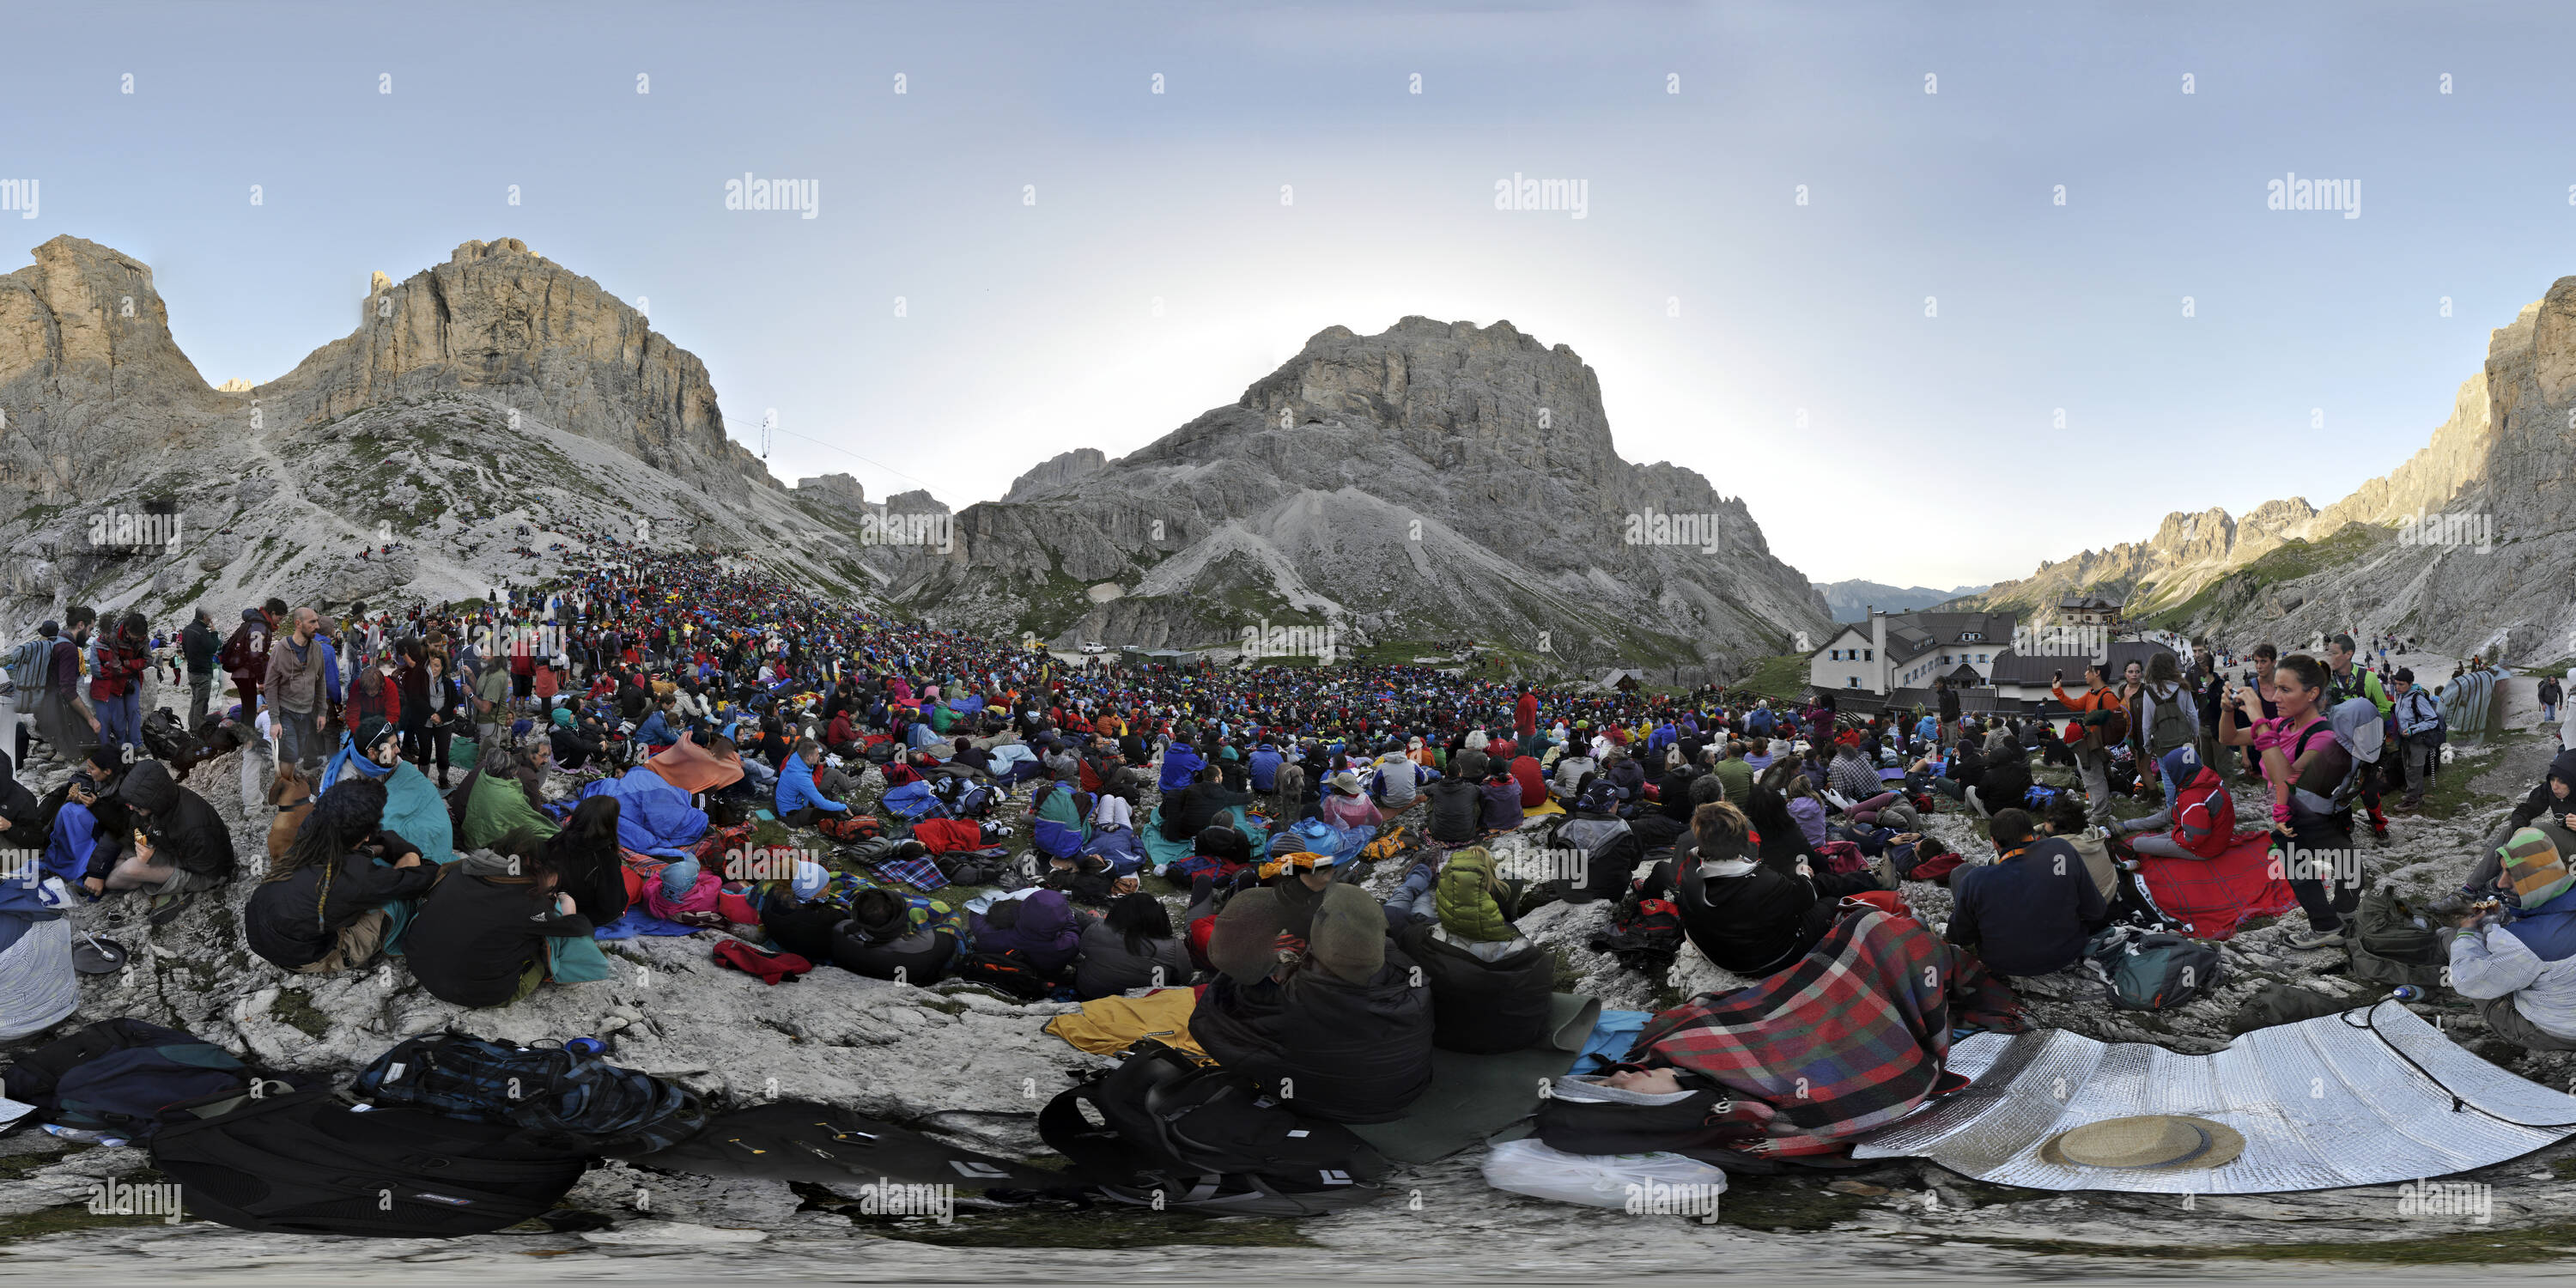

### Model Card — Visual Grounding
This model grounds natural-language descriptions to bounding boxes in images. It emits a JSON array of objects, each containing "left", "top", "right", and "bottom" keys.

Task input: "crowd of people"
[{"left": 7, "top": 554, "right": 2576, "bottom": 1135}]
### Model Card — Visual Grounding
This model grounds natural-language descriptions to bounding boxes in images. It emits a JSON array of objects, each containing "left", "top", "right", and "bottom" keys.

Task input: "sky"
[{"left": 6, "top": 0, "right": 2571, "bottom": 589}]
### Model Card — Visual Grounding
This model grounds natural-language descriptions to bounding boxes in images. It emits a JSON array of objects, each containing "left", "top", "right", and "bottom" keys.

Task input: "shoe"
[
  {"left": 2286, "top": 924, "right": 2350, "bottom": 951},
  {"left": 147, "top": 891, "right": 197, "bottom": 927}
]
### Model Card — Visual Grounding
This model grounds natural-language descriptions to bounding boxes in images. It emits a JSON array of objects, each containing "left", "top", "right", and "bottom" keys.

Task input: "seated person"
[
  {"left": 1317, "top": 770, "right": 1385, "bottom": 830},
  {"left": 1510, "top": 752, "right": 1549, "bottom": 811},
  {"left": 969, "top": 886, "right": 1083, "bottom": 976},
  {"left": 2033, "top": 794, "right": 2119, "bottom": 908},
  {"left": 1602, "top": 750, "right": 1645, "bottom": 801},
  {"left": 2465, "top": 750, "right": 2576, "bottom": 895},
  {"left": 775, "top": 738, "right": 852, "bottom": 827},
  {"left": 2449, "top": 890, "right": 2576, "bottom": 1051},
  {"left": 1189, "top": 881, "right": 1433, "bottom": 1123},
  {"left": 1262, "top": 850, "right": 1341, "bottom": 940},
  {"left": 403, "top": 847, "right": 595, "bottom": 1008},
  {"left": 1781, "top": 775, "right": 1831, "bottom": 848},
  {"left": 549, "top": 708, "right": 605, "bottom": 773},
  {"left": 452, "top": 741, "right": 561, "bottom": 851},
  {"left": 1163, "top": 765, "right": 1254, "bottom": 841},
  {"left": 245, "top": 777, "right": 433, "bottom": 973},
  {"left": 40, "top": 748, "right": 127, "bottom": 886},
  {"left": 1389, "top": 848, "right": 1554, "bottom": 1054},
  {"left": 1425, "top": 771, "right": 1485, "bottom": 844},
  {"left": 1637, "top": 800, "right": 1858, "bottom": 978},
  {"left": 1477, "top": 765, "right": 1524, "bottom": 832},
  {"left": 1372, "top": 745, "right": 1424, "bottom": 810},
  {"left": 1943, "top": 808, "right": 2106, "bottom": 977},
  {"left": 541, "top": 796, "right": 631, "bottom": 925},
  {"left": 1073, "top": 890, "right": 1193, "bottom": 999},
  {"left": 91, "top": 759, "right": 237, "bottom": 923},
  {"left": 830, "top": 884, "right": 966, "bottom": 984}
]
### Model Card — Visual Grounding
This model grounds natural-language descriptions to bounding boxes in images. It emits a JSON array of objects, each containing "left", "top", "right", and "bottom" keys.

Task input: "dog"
[{"left": 265, "top": 762, "right": 315, "bottom": 865}]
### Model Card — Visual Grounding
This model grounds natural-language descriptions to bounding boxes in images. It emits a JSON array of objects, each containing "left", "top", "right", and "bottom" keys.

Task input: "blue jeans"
[
  {"left": 96, "top": 690, "right": 143, "bottom": 760},
  {"left": 1382, "top": 861, "right": 1437, "bottom": 931}
]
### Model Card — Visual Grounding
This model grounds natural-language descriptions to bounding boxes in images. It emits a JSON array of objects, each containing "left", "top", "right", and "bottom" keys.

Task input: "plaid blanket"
[
  {"left": 872, "top": 854, "right": 949, "bottom": 891},
  {"left": 2136, "top": 830, "right": 2297, "bottom": 939},
  {"left": 1632, "top": 908, "right": 1983, "bottom": 1158}
]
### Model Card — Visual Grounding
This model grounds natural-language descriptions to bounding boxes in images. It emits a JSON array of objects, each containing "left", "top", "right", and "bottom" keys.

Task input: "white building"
[{"left": 1808, "top": 609, "right": 2020, "bottom": 697}]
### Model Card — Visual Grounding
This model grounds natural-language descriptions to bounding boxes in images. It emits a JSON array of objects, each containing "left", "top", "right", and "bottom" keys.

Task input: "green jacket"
[
  {"left": 459, "top": 770, "right": 560, "bottom": 852},
  {"left": 1433, "top": 848, "right": 1517, "bottom": 943}
]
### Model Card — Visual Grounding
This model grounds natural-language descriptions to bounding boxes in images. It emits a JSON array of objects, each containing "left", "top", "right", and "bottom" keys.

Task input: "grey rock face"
[{"left": 872, "top": 318, "right": 1831, "bottom": 670}]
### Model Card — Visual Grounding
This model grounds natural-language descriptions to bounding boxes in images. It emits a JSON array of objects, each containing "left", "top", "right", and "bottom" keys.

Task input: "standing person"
[
  {"left": 265, "top": 607, "right": 332, "bottom": 773},
  {"left": 2324, "top": 634, "right": 2393, "bottom": 841},
  {"left": 1514, "top": 685, "right": 1537, "bottom": 742},
  {"left": 471, "top": 653, "right": 511, "bottom": 748},
  {"left": 179, "top": 608, "right": 221, "bottom": 730},
  {"left": 220, "top": 599, "right": 284, "bottom": 732},
  {"left": 1935, "top": 677, "right": 1962, "bottom": 752},
  {"left": 2389, "top": 669, "right": 2441, "bottom": 811},
  {"left": 39, "top": 610, "right": 100, "bottom": 769},
  {"left": 2244, "top": 655, "right": 2363, "bottom": 950},
  {"left": 2050, "top": 662, "right": 2124, "bottom": 824},
  {"left": 2134, "top": 652, "right": 2197, "bottom": 809},
  {"left": 2, "top": 621, "right": 56, "bottom": 773},
  {"left": 88, "top": 613, "right": 150, "bottom": 761},
  {"left": 2542, "top": 673, "right": 2563, "bottom": 729}
]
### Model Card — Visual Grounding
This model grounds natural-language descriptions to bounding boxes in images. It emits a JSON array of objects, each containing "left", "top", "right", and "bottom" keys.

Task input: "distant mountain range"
[{"left": 1815, "top": 580, "right": 1992, "bottom": 622}]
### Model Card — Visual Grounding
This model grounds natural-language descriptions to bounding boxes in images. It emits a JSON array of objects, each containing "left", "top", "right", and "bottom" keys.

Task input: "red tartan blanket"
[
  {"left": 2136, "top": 829, "right": 2298, "bottom": 940},
  {"left": 1632, "top": 908, "right": 1988, "bottom": 1159}
]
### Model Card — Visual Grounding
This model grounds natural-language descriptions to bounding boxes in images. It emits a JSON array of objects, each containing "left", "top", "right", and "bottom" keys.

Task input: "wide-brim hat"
[{"left": 2039, "top": 1115, "right": 2245, "bottom": 1170}]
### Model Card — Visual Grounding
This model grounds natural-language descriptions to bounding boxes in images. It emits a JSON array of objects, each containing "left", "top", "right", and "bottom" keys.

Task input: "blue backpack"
[
  {"left": 354, "top": 1033, "right": 706, "bottom": 1157},
  {"left": 51, "top": 1040, "right": 260, "bottom": 1139}
]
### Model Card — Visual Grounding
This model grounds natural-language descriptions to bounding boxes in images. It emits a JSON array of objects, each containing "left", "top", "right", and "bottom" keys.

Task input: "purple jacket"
[{"left": 970, "top": 889, "right": 1083, "bottom": 974}]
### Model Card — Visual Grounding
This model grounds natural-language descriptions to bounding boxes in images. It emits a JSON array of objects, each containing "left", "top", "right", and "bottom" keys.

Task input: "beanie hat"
[
  {"left": 1307, "top": 883, "right": 1388, "bottom": 983},
  {"left": 2500, "top": 828, "right": 2575, "bottom": 908},
  {"left": 1205, "top": 887, "right": 1288, "bottom": 983},
  {"left": 790, "top": 860, "right": 829, "bottom": 901}
]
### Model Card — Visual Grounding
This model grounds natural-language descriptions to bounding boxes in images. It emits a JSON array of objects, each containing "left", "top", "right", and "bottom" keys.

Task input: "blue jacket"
[
  {"left": 635, "top": 710, "right": 674, "bottom": 746},
  {"left": 1159, "top": 742, "right": 1206, "bottom": 793},
  {"left": 775, "top": 754, "right": 848, "bottom": 817},
  {"left": 1249, "top": 744, "right": 1284, "bottom": 792}
]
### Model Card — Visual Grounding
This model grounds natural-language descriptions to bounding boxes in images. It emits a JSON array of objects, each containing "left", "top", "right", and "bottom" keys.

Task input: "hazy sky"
[{"left": 9, "top": 0, "right": 2569, "bottom": 588}]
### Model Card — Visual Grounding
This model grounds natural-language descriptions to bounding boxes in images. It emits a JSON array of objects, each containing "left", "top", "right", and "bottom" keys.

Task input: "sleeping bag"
[{"left": 578, "top": 767, "right": 710, "bottom": 860}]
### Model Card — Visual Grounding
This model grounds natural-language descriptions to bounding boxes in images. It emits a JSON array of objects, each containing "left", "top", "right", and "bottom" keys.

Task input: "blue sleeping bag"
[
  {"left": 879, "top": 779, "right": 938, "bottom": 821},
  {"left": 1033, "top": 817, "right": 1088, "bottom": 860},
  {"left": 577, "top": 766, "right": 711, "bottom": 860},
  {"left": 1280, "top": 816, "right": 1372, "bottom": 866}
]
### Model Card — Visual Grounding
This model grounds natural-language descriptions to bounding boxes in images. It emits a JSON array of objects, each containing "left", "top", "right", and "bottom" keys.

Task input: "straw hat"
[{"left": 2039, "top": 1115, "right": 2245, "bottom": 1170}]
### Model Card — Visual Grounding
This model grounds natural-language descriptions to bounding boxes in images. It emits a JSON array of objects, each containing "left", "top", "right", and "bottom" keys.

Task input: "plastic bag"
[{"left": 1479, "top": 1139, "right": 1729, "bottom": 1211}]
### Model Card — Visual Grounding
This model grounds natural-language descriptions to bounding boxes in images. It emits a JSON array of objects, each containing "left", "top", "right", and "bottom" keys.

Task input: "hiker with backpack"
[
  {"left": 245, "top": 777, "right": 434, "bottom": 973},
  {"left": 2051, "top": 662, "right": 2125, "bottom": 823},
  {"left": 37, "top": 611, "right": 102, "bottom": 769},
  {"left": 88, "top": 612, "right": 152, "bottom": 762},
  {"left": 2234, "top": 654, "right": 2367, "bottom": 951},
  {"left": 1, "top": 621, "right": 56, "bottom": 775},
  {"left": 2325, "top": 635, "right": 2394, "bottom": 840},
  {"left": 2135, "top": 652, "right": 2198, "bottom": 808},
  {"left": 2390, "top": 668, "right": 2444, "bottom": 811},
  {"left": 179, "top": 608, "right": 221, "bottom": 731},
  {"left": 219, "top": 600, "right": 283, "bottom": 733}
]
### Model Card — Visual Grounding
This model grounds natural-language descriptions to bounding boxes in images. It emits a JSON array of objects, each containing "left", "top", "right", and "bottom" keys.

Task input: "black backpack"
[
  {"left": 0, "top": 1018, "right": 294, "bottom": 1141},
  {"left": 351, "top": 1034, "right": 708, "bottom": 1157},
  {"left": 1037, "top": 1042, "right": 1388, "bottom": 1215},
  {"left": 1588, "top": 887, "right": 1685, "bottom": 977},
  {"left": 949, "top": 947, "right": 1056, "bottom": 1001},
  {"left": 151, "top": 1086, "right": 589, "bottom": 1237}
]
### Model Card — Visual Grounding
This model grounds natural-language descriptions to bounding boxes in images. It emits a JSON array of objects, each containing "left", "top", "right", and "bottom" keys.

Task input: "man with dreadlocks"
[{"left": 244, "top": 777, "right": 435, "bottom": 974}]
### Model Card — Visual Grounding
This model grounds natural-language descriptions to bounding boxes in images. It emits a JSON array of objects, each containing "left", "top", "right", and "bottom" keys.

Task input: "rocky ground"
[{"left": 6, "top": 654, "right": 2576, "bottom": 1280}]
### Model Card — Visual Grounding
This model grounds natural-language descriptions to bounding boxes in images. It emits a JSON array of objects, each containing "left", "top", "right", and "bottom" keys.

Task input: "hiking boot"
[
  {"left": 147, "top": 891, "right": 196, "bottom": 927},
  {"left": 2286, "top": 924, "right": 2350, "bottom": 951}
]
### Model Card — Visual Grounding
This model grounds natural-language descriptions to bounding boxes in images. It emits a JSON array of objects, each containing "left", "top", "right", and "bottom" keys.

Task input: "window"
[
  {"left": 1962, "top": 632, "right": 1983, "bottom": 642},
  {"left": 1863, "top": 649, "right": 1873, "bottom": 660},
  {"left": 1940, "top": 654, "right": 1951, "bottom": 665},
  {"left": 1978, "top": 653, "right": 1989, "bottom": 663},
  {"left": 1848, "top": 677, "right": 1861, "bottom": 688}
]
